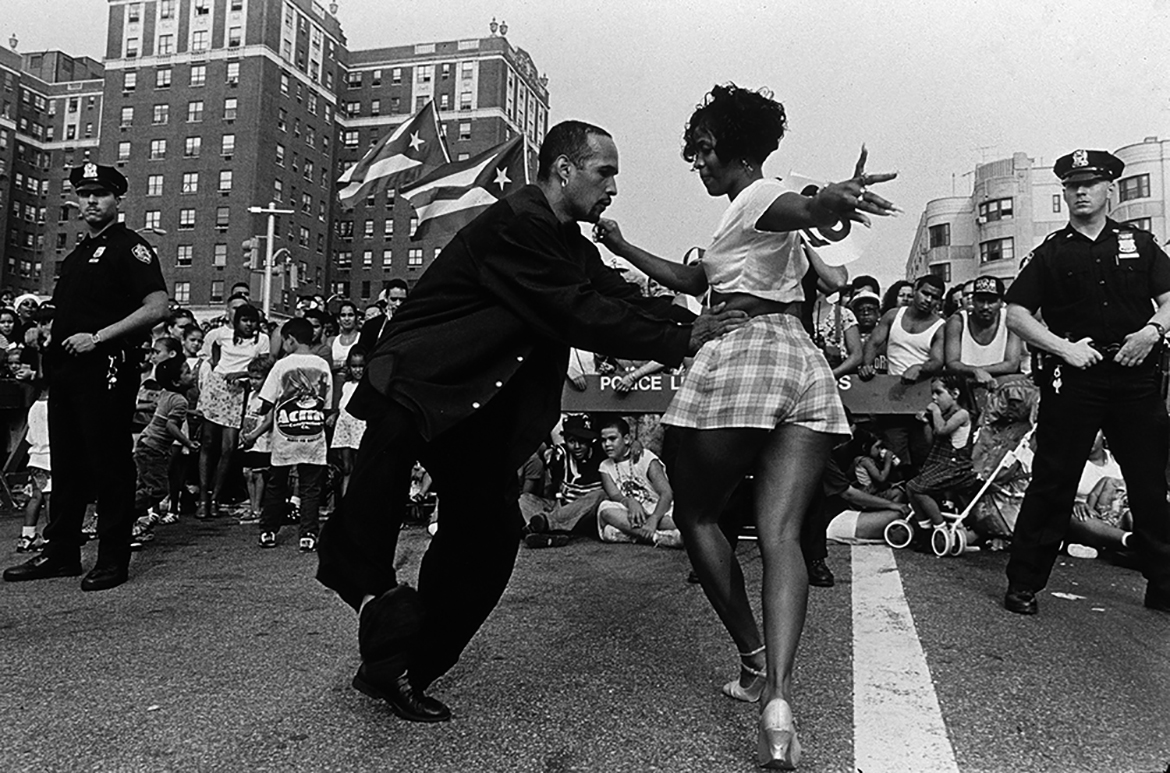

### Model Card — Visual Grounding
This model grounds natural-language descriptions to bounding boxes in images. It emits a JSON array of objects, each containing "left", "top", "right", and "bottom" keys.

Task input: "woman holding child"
[{"left": 595, "top": 84, "right": 897, "bottom": 768}]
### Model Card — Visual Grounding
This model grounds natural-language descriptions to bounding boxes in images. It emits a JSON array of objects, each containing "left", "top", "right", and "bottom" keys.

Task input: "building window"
[
  {"left": 173, "top": 281, "right": 191, "bottom": 304},
  {"left": 929, "top": 263, "right": 951, "bottom": 282},
  {"left": 191, "top": 30, "right": 209, "bottom": 52},
  {"left": 214, "top": 243, "right": 228, "bottom": 267},
  {"left": 1125, "top": 217, "right": 1153, "bottom": 232},
  {"left": 150, "top": 139, "right": 167, "bottom": 159},
  {"left": 407, "top": 248, "right": 423, "bottom": 268},
  {"left": 363, "top": 220, "right": 375, "bottom": 238},
  {"left": 223, "top": 98, "right": 238, "bottom": 120},
  {"left": 179, "top": 209, "right": 196, "bottom": 230},
  {"left": 147, "top": 174, "right": 163, "bottom": 196},
  {"left": 362, "top": 250, "right": 373, "bottom": 268},
  {"left": 391, "top": 67, "right": 402, "bottom": 84},
  {"left": 222, "top": 134, "right": 235, "bottom": 155},
  {"left": 343, "top": 130, "right": 359, "bottom": 147},
  {"left": 120, "top": 106, "right": 134, "bottom": 126},
  {"left": 1118, "top": 174, "right": 1151, "bottom": 203},
  {"left": 187, "top": 65, "right": 206, "bottom": 88},
  {"left": 219, "top": 170, "right": 233, "bottom": 191},
  {"left": 153, "top": 104, "right": 169, "bottom": 124},
  {"left": 383, "top": 219, "right": 394, "bottom": 238},
  {"left": 228, "top": 27, "right": 242, "bottom": 48},
  {"left": 210, "top": 280, "right": 224, "bottom": 303},
  {"left": 978, "top": 197, "right": 1013, "bottom": 222},
  {"left": 273, "top": 179, "right": 283, "bottom": 201},
  {"left": 409, "top": 216, "right": 418, "bottom": 237},
  {"left": 458, "top": 122, "right": 471, "bottom": 141},
  {"left": 156, "top": 68, "right": 172, "bottom": 88},
  {"left": 126, "top": 38, "right": 140, "bottom": 58},
  {"left": 336, "top": 251, "right": 352, "bottom": 269},
  {"left": 184, "top": 137, "right": 201, "bottom": 157},
  {"left": 370, "top": 100, "right": 381, "bottom": 116},
  {"left": 176, "top": 245, "right": 193, "bottom": 266},
  {"left": 345, "top": 101, "right": 361, "bottom": 117},
  {"left": 301, "top": 192, "right": 312, "bottom": 213},
  {"left": 382, "top": 249, "right": 392, "bottom": 268},
  {"left": 227, "top": 62, "right": 240, "bottom": 84},
  {"left": 1052, "top": 194, "right": 1062, "bottom": 213},
  {"left": 216, "top": 207, "right": 230, "bottom": 228},
  {"left": 346, "top": 71, "right": 362, "bottom": 88},
  {"left": 181, "top": 172, "right": 199, "bottom": 193},
  {"left": 275, "top": 144, "right": 285, "bottom": 165},
  {"left": 187, "top": 100, "right": 204, "bottom": 122},
  {"left": 124, "top": 71, "right": 138, "bottom": 91},
  {"left": 417, "top": 65, "right": 433, "bottom": 83},
  {"left": 459, "top": 91, "right": 472, "bottom": 111},
  {"left": 158, "top": 34, "right": 175, "bottom": 55},
  {"left": 928, "top": 223, "right": 950, "bottom": 249},
  {"left": 160, "top": 0, "right": 175, "bottom": 19},
  {"left": 979, "top": 237, "right": 1014, "bottom": 264},
  {"left": 118, "top": 141, "right": 132, "bottom": 161},
  {"left": 144, "top": 210, "right": 162, "bottom": 230},
  {"left": 128, "top": 2, "right": 142, "bottom": 22},
  {"left": 277, "top": 108, "right": 287, "bottom": 131}
]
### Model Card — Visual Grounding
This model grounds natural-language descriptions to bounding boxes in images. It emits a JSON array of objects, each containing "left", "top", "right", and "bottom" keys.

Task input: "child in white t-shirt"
[
  {"left": 241, "top": 318, "right": 333, "bottom": 552},
  {"left": 596, "top": 416, "right": 682, "bottom": 548},
  {"left": 239, "top": 355, "right": 275, "bottom": 524},
  {"left": 17, "top": 385, "right": 50, "bottom": 552}
]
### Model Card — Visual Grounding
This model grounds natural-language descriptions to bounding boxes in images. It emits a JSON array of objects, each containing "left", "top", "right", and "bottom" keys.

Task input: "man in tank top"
[
  {"left": 944, "top": 276, "right": 1022, "bottom": 390},
  {"left": 859, "top": 275, "right": 946, "bottom": 472}
]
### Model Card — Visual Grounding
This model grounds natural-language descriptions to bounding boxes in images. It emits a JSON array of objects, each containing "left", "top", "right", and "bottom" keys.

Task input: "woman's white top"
[
  {"left": 699, "top": 178, "right": 807, "bottom": 303},
  {"left": 205, "top": 325, "right": 270, "bottom": 375}
]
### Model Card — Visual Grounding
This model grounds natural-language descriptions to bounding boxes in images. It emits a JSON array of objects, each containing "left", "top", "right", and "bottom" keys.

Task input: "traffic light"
[{"left": 242, "top": 237, "right": 258, "bottom": 269}]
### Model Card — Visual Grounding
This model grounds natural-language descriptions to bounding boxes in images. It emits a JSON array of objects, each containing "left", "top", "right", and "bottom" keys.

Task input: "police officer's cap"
[
  {"left": 69, "top": 162, "right": 128, "bottom": 196},
  {"left": 1053, "top": 149, "right": 1124, "bottom": 184}
]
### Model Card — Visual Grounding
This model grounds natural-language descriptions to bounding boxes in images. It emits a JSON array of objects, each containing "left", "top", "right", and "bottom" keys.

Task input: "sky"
[{"left": 9, "top": 0, "right": 1170, "bottom": 289}]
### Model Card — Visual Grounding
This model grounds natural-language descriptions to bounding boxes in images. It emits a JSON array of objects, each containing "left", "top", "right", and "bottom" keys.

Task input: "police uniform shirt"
[
  {"left": 1005, "top": 220, "right": 1170, "bottom": 344},
  {"left": 51, "top": 221, "right": 167, "bottom": 352}
]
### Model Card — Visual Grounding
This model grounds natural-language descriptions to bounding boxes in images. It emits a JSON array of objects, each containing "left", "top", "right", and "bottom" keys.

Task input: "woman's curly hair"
[{"left": 682, "top": 84, "right": 788, "bottom": 166}]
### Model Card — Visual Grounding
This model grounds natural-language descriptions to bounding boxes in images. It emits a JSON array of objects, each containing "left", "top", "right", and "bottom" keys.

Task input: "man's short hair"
[
  {"left": 914, "top": 274, "right": 946, "bottom": 293},
  {"left": 282, "top": 317, "right": 313, "bottom": 345},
  {"left": 851, "top": 275, "right": 880, "bottom": 295},
  {"left": 537, "top": 120, "right": 612, "bottom": 182},
  {"left": 385, "top": 278, "right": 409, "bottom": 294}
]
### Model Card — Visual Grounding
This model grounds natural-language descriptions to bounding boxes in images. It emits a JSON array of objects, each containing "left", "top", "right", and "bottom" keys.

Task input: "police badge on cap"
[
  {"left": 69, "top": 163, "right": 129, "bottom": 196},
  {"left": 1053, "top": 149, "right": 1125, "bottom": 183}
]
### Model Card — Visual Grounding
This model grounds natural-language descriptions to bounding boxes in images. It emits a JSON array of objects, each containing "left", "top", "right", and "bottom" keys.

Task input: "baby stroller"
[{"left": 884, "top": 428, "right": 1034, "bottom": 557}]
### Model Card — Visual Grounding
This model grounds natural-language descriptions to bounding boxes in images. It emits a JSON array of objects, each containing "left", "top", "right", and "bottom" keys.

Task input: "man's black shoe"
[
  {"left": 807, "top": 558, "right": 835, "bottom": 588},
  {"left": 359, "top": 584, "right": 424, "bottom": 663},
  {"left": 80, "top": 564, "right": 129, "bottom": 592},
  {"left": 1144, "top": 586, "right": 1170, "bottom": 613},
  {"left": 352, "top": 664, "right": 451, "bottom": 723},
  {"left": 1004, "top": 588, "right": 1038, "bottom": 615},
  {"left": 3, "top": 554, "right": 82, "bottom": 582}
]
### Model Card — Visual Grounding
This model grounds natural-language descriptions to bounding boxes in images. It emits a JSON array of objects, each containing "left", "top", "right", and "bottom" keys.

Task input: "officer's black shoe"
[
  {"left": 1144, "top": 586, "right": 1170, "bottom": 614},
  {"left": 1004, "top": 588, "right": 1038, "bottom": 615},
  {"left": 352, "top": 663, "right": 451, "bottom": 723},
  {"left": 359, "top": 584, "right": 424, "bottom": 664},
  {"left": 807, "top": 558, "right": 835, "bottom": 588},
  {"left": 3, "top": 554, "right": 83, "bottom": 582},
  {"left": 80, "top": 563, "right": 129, "bottom": 592}
]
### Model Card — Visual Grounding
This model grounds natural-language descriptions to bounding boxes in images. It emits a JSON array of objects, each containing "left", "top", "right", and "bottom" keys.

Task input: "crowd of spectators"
[{"left": 1, "top": 261, "right": 1142, "bottom": 578}]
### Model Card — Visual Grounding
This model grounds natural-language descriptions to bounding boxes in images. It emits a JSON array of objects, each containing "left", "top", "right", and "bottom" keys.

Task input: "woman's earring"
[{"left": 741, "top": 159, "right": 754, "bottom": 173}]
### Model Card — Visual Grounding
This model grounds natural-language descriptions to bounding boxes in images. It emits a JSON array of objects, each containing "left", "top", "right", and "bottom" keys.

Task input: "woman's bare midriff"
[{"left": 709, "top": 290, "right": 801, "bottom": 319}]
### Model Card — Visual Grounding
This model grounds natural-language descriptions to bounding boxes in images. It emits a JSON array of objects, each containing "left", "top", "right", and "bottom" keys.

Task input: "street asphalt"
[{"left": 0, "top": 510, "right": 1167, "bottom": 773}]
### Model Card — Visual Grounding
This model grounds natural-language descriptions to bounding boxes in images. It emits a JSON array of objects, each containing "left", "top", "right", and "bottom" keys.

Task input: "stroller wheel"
[
  {"left": 931, "top": 527, "right": 953, "bottom": 557},
  {"left": 950, "top": 527, "right": 967, "bottom": 556},
  {"left": 884, "top": 519, "right": 914, "bottom": 549}
]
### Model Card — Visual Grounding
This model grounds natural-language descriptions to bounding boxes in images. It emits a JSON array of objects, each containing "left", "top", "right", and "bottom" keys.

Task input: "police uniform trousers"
[
  {"left": 43, "top": 350, "right": 140, "bottom": 568},
  {"left": 1007, "top": 356, "right": 1170, "bottom": 595},
  {"left": 317, "top": 379, "right": 529, "bottom": 691}
]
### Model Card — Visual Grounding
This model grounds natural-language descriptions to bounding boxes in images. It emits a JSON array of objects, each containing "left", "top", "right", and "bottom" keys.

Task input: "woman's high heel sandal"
[
  {"left": 756, "top": 698, "right": 801, "bottom": 770},
  {"left": 722, "top": 645, "right": 767, "bottom": 703}
]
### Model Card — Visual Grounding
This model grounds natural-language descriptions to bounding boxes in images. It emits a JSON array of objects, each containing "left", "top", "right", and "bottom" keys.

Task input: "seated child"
[
  {"left": 851, "top": 427, "right": 900, "bottom": 496},
  {"left": 596, "top": 416, "right": 682, "bottom": 548},
  {"left": 131, "top": 357, "right": 199, "bottom": 547},
  {"left": 905, "top": 376, "right": 978, "bottom": 545}
]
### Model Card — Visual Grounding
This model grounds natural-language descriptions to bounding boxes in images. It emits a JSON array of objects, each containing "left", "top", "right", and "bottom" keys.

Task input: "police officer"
[
  {"left": 1003, "top": 148, "right": 1170, "bottom": 615},
  {"left": 3, "top": 163, "right": 169, "bottom": 591}
]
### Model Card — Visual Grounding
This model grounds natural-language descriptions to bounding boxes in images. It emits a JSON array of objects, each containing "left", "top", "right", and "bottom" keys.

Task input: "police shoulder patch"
[{"left": 132, "top": 244, "right": 153, "bottom": 264}]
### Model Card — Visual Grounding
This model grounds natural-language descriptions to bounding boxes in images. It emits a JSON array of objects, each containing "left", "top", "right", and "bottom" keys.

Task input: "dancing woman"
[{"left": 596, "top": 84, "right": 897, "bottom": 769}]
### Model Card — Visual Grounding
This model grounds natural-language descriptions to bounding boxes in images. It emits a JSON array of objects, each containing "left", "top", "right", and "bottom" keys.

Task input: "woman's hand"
[
  {"left": 814, "top": 146, "right": 899, "bottom": 226},
  {"left": 593, "top": 218, "right": 627, "bottom": 254}
]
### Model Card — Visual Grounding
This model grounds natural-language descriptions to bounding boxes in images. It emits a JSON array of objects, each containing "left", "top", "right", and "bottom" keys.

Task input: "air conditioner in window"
[{"left": 977, "top": 216, "right": 988, "bottom": 225}]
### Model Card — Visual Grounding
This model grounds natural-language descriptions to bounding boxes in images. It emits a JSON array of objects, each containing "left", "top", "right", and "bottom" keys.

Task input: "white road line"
[{"left": 852, "top": 545, "right": 960, "bottom": 773}]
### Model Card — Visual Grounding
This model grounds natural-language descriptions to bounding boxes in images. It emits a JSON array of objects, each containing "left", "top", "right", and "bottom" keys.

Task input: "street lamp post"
[{"left": 248, "top": 201, "right": 294, "bottom": 318}]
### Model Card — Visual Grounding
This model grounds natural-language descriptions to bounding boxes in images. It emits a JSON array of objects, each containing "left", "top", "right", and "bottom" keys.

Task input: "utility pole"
[{"left": 248, "top": 201, "right": 294, "bottom": 318}]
